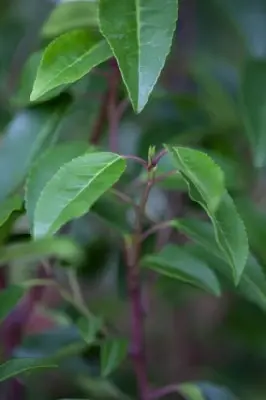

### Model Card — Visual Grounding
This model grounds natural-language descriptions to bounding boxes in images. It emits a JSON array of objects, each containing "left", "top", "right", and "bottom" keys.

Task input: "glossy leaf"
[
  {"left": 0, "top": 358, "right": 57, "bottom": 382},
  {"left": 42, "top": 0, "right": 99, "bottom": 38},
  {"left": 0, "top": 237, "right": 82, "bottom": 265},
  {"left": 142, "top": 244, "right": 221, "bottom": 296},
  {"left": 167, "top": 146, "right": 248, "bottom": 284},
  {"left": 26, "top": 141, "right": 91, "bottom": 230},
  {"left": 0, "top": 286, "right": 25, "bottom": 322},
  {"left": 33, "top": 152, "right": 126, "bottom": 238},
  {"left": 241, "top": 59, "right": 266, "bottom": 167},
  {"left": 31, "top": 30, "right": 112, "bottom": 101},
  {"left": 0, "top": 195, "right": 23, "bottom": 228},
  {"left": 0, "top": 95, "right": 70, "bottom": 202},
  {"left": 167, "top": 146, "right": 225, "bottom": 213},
  {"left": 99, "top": 0, "right": 178, "bottom": 112},
  {"left": 101, "top": 338, "right": 128, "bottom": 377},
  {"left": 78, "top": 315, "right": 103, "bottom": 344}
]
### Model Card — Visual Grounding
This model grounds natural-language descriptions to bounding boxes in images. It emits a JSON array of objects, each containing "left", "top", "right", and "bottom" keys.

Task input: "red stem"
[{"left": 125, "top": 176, "right": 155, "bottom": 400}]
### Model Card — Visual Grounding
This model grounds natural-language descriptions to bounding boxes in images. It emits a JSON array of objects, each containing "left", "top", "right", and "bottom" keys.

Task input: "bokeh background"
[{"left": 2, "top": 0, "right": 266, "bottom": 399}]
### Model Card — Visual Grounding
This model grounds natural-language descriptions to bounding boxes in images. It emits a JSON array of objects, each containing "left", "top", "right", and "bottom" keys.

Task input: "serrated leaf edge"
[{"left": 98, "top": 0, "right": 178, "bottom": 113}]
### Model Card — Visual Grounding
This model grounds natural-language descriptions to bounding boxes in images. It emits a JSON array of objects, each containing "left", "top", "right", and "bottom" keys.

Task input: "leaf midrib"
[
  {"left": 34, "top": 154, "right": 122, "bottom": 236},
  {"left": 32, "top": 39, "right": 105, "bottom": 99}
]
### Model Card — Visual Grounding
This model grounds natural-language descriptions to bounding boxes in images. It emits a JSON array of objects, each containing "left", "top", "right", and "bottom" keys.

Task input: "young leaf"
[
  {"left": 0, "top": 237, "right": 82, "bottom": 265},
  {"left": 167, "top": 146, "right": 225, "bottom": 213},
  {"left": 99, "top": 0, "right": 178, "bottom": 112},
  {"left": 77, "top": 315, "right": 103, "bottom": 344},
  {"left": 0, "top": 195, "right": 23, "bottom": 228},
  {"left": 0, "top": 286, "right": 25, "bottom": 322},
  {"left": 42, "top": 0, "right": 99, "bottom": 38},
  {"left": 31, "top": 30, "right": 112, "bottom": 101},
  {"left": 26, "top": 141, "right": 92, "bottom": 230},
  {"left": 142, "top": 245, "right": 221, "bottom": 296},
  {"left": 167, "top": 146, "right": 248, "bottom": 284},
  {"left": 101, "top": 338, "right": 128, "bottom": 377},
  {"left": 241, "top": 59, "right": 266, "bottom": 167},
  {"left": 0, "top": 358, "right": 57, "bottom": 382},
  {"left": 33, "top": 152, "right": 126, "bottom": 238},
  {"left": 0, "top": 95, "right": 71, "bottom": 202}
]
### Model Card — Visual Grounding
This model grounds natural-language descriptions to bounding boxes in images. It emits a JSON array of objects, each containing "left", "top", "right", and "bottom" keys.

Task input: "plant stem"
[
  {"left": 149, "top": 149, "right": 168, "bottom": 168},
  {"left": 125, "top": 171, "right": 155, "bottom": 400},
  {"left": 122, "top": 154, "right": 148, "bottom": 168},
  {"left": 141, "top": 221, "right": 173, "bottom": 242}
]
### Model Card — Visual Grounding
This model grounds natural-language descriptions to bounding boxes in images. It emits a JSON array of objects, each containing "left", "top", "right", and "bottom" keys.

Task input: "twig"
[
  {"left": 141, "top": 221, "right": 173, "bottom": 242},
  {"left": 149, "top": 149, "right": 168, "bottom": 169},
  {"left": 125, "top": 170, "right": 155, "bottom": 400},
  {"left": 122, "top": 154, "right": 148, "bottom": 169}
]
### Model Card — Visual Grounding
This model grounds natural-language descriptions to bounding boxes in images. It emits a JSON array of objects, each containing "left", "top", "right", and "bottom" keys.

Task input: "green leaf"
[
  {"left": 0, "top": 358, "right": 57, "bottom": 382},
  {"left": 77, "top": 375, "right": 131, "bottom": 400},
  {"left": 0, "top": 195, "right": 23, "bottom": 228},
  {"left": 99, "top": 0, "right": 178, "bottom": 112},
  {"left": 236, "top": 197, "right": 266, "bottom": 269},
  {"left": 101, "top": 338, "right": 128, "bottom": 377},
  {"left": 171, "top": 218, "right": 219, "bottom": 256},
  {"left": 241, "top": 59, "right": 266, "bottom": 167},
  {"left": 42, "top": 0, "right": 99, "bottom": 38},
  {"left": 167, "top": 146, "right": 225, "bottom": 212},
  {"left": 188, "top": 244, "right": 266, "bottom": 312},
  {"left": 78, "top": 315, "right": 103, "bottom": 344},
  {"left": 12, "top": 52, "right": 42, "bottom": 106},
  {"left": 238, "top": 255, "right": 266, "bottom": 312},
  {"left": 0, "top": 286, "right": 25, "bottom": 322},
  {"left": 31, "top": 30, "right": 112, "bottom": 101},
  {"left": 142, "top": 244, "right": 221, "bottom": 296},
  {"left": 167, "top": 146, "right": 248, "bottom": 284},
  {"left": 178, "top": 383, "right": 205, "bottom": 400},
  {"left": 0, "top": 237, "right": 82, "bottom": 265},
  {"left": 0, "top": 95, "right": 71, "bottom": 202},
  {"left": 26, "top": 141, "right": 92, "bottom": 231},
  {"left": 33, "top": 152, "right": 126, "bottom": 238}
]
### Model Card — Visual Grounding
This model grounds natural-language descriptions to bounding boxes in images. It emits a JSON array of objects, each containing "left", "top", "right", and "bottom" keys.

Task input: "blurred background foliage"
[{"left": 2, "top": 0, "right": 266, "bottom": 399}]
